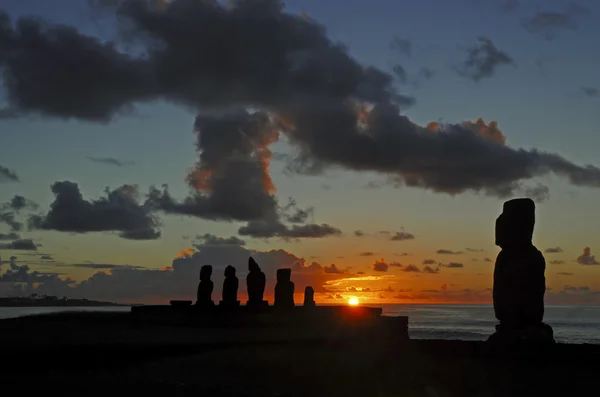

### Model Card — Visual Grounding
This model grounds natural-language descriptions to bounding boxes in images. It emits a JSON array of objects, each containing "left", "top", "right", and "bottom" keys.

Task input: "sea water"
[{"left": 2, "top": 304, "right": 600, "bottom": 344}]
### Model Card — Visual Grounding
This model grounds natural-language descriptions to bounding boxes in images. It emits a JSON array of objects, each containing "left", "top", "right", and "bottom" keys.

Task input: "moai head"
[
  {"left": 200, "top": 265, "right": 213, "bottom": 281},
  {"left": 224, "top": 265, "right": 236, "bottom": 278},
  {"left": 248, "top": 257, "right": 260, "bottom": 272},
  {"left": 277, "top": 268, "right": 292, "bottom": 283},
  {"left": 495, "top": 198, "right": 535, "bottom": 248}
]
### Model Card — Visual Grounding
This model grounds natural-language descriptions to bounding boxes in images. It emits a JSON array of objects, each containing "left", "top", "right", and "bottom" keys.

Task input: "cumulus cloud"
[
  {"left": 1, "top": 244, "right": 351, "bottom": 302},
  {"left": 28, "top": 181, "right": 161, "bottom": 240},
  {"left": 323, "top": 263, "right": 343, "bottom": 274},
  {"left": 521, "top": 4, "right": 590, "bottom": 40},
  {"left": 423, "top": 259, "right": 436, "bottom": 265},
  {"left": 390, "top": 231, "right": 415, "bottom": 241},
  {"left": 359, "top": 252, "right": 376, "bottom": 257},
  {"left": 401, "top": 264, "right": 421, "bottom": 273},
  {"left": 465, "top": 248, "right": 484, "bottom": 252},
  {"left": 0, "top": 233, "right": 20, "bottom": 241},
  {"left": 545, "top": 247, "right": 563, "bottom": 253},
  {"left": 88, "top": 156, "right": 134, "bottom": 167},
  {"left": 390, "top": 36, "right": 411, "bottom": 57},
  {"left": 577, "top": 247, "right": 599, "bottom": 265},
  {"left": 423, "top": 265, "right": 440, "bottom": 274},
  {"left": 372, "top": 259, "right": 389, "bottom": 272},
  {"left": 456, "top": 37, "right": 514, "bottom": 82},
  {"left": 0, "top": 0, "right": 595, "bottom": 203},
  {"left": 354, "top": 230, "right": 366, "bottom": 237},
  {"left": 0, "top": 166, "right": 19, "bottom": 183}
]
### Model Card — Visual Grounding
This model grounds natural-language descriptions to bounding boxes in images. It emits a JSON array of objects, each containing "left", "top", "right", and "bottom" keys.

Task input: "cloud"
[
  {"left": 0, "top": 244, "right": 351, "bottom": 303},
  {"left": 323, "top": 263, "right": 343, "bottom": 274},
  {"left": 359, "top": 252, "right": 376, "bottom": 257},
  {"left": 28, "top": 181, "right": 161, "bottom": 240},
  {"left": 0, "top": 239, "right": 37, "bottom": 251},
  {"left": 465, "top": 248, "right": 484, "bottom": 252},
  {"left": 441, "top": 262, "right": 465, "bottom": 268},
  {"left": 484, "top": 257, "right": 493, "bottom": 262},
  {"left": 423, "top": 265, "right": 440, "bottom": 274},
  {"left": 88, "top": 156, "right": 134, "bottom": 167},
  {"left": 456, "top": 37, "right": 514, "bottom": 82},
  {"left": 521, "top": 4, "right": 589, "bottom": 40},
  {"left": 0, "top": 166, "right": 19, "bottom": 183},
  {"left": 423, "top": 259, "right": 436, "bottom": 265},
  {"left": 390, "top": 36, "right": 411, "bottom": 57},
  {"left": 195, "top": 234, "right": 246, "bottom": 247},
  {"left": 437, "top": 249, "right": 463, "bottom": 255},
  {"left": 389, "top": 262, "right": 403, "bottom": 267},
  {"left": 39, "top": 255, "right": 53, "bottom": 260},
  {"left": 390, "top": 231, "right": 415, "bottom": 241},
  {"left": 2, "top": 195, "right": 37, "bottom": 212},
  {"left": 577, "top": 247, "right": 599, "bottom": 265},
  {"left": 0, "top": 1, "right": 598, "bottom": 201},
  {"left": 545, "top": 247, "right": 563, "bottom": 253},
  {"left": 372, "top": 259, "right": 389, "bottom": 272},
  {"left": 580, "top": 87, "right": 598, "bottom": 98},
  {"left": 401, "top": 264, "right": 421, "bottom": 273},
  {"left": 556, "top": 272, "right": 573, "bottom": 276},
  {"left": 550, "top": 260, "right": 565, "bottom": 265},
  {"left": 0, "top": 233, "right": 20, "bottom": 241},
  {"left": 354, "top": 230, "right": 366, "bottom": 237}
]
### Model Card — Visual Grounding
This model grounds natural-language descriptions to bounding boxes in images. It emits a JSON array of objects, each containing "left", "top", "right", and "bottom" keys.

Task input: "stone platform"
[{"left": 131, "top": 304, "right": 409, "bottom": 340}]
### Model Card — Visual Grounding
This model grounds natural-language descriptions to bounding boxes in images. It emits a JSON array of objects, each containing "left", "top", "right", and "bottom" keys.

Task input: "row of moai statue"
[{"left": 196, "top": 257, "right": 316, "bottom": 308}]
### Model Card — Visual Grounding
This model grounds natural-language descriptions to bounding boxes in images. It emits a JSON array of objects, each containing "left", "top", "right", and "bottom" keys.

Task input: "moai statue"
[
  {"left": 196, "top": 265, "right": 214, "bottom": 307},
  {"left": 488, "top": 198, "right": 554, "bottom": 345},
  {"left": 246, "top": 257, "right": 267, "bottom": 306},
  {"left": 220, "top": 265, "right": 240, "bottom": 307},
  {"left": 303, "top": 286, "right": 316, "bottom": 307},
  {"left": 274, "top": 268, "right": 295, "bottom": 308}
]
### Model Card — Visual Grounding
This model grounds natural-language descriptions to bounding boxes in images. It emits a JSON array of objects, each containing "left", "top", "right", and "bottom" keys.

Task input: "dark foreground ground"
[{"left": 2, "top": 312, "right": 599, "bottom": 397}]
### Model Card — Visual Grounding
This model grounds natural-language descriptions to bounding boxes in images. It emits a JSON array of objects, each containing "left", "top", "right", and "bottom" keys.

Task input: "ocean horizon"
[{"left": 2, "top": 304, "right": 599, "bottom": 344}]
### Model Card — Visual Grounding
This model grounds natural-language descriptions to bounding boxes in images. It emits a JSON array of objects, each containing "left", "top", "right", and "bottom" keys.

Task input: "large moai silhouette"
[
  {"left": 196, "top": 265, "right": 214, "bottom": 307},
  {"left": 303, "top": 286, "right": 316, "bottom": 307},
  {"left": 489, "top": 198, "right": 554, "bottom": 344},
  {"left": 220, "top": 265, "right": 239, "bottom": 307},
  {"left": 274, "top": 268, "right": 295, "bottom": 308},
  {"left": 246, "top": 257, "right": 267, "bottom": 306}
]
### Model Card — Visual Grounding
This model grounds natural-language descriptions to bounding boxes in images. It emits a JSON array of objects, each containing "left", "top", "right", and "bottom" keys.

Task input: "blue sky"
[{"left": 1, "top": 0, "right": 599, "bottom": 303}]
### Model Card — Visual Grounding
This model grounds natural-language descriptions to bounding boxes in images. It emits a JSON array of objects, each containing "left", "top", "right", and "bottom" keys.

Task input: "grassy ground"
[{"left": 2, "top": 312, "right": 600, "bottom": 396}]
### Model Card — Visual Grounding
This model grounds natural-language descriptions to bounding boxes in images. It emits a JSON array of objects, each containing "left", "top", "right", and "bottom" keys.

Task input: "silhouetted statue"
[
  {"left": 196, "top": 265, "right": 214, "bottom": 307},
  {"left": 488, "top": 198, "right": 554, "bottom": 345},
  {"left": 274, "top": 268, "right": 295, "bottom": 308},
  {"left": 246, "top": 257, "right": 267, "bottom": 306},
  {"left": 220, "top": 265, "right": 239, "bottom": 306},
  {"left": 303, "top": 286, "right": 315, "bottom": 307}
]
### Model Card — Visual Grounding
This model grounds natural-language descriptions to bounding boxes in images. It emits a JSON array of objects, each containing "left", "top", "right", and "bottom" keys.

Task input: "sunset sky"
[{"left": 1, "top": 0, "right": 600, "bottom": 304}]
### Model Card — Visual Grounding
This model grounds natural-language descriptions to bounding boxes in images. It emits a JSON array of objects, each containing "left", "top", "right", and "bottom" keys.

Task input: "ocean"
[{"left": 2, "top": 304, "right": 600, "bottom": 344}]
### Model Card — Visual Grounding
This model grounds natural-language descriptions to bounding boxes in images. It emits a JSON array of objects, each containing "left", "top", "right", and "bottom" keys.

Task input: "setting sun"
[{"left": 348, "top": 297, "right": 359, "bottom": 306}]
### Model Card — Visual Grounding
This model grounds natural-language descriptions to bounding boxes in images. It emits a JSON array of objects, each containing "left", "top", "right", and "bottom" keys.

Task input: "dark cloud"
[
  {"left": 422, "top": 259, "right": 436, "bottom": 265},
  {"left": 64, "top": 263, "right": 144, "bottom": 270},
  {"left": 484, "top": 257, "right": 493, "bottom": 262},
  {"left": 2, "top": 195, "right": 38, "bottom": 212},
  {"left": 39, "top": 255, "right": 54, "bottom": 260},
  {"left": 550, "top": 260, "right": 565, "bottom": 265},
  {"left": 88, "top": 156, "right": 134, "bottom": 167},
  {"left": 521, "top": 4, "right": 589, "bottom": 40},
  {"left": 0, "top": 1, "right": 598, "bottom": 201},
  {"left": 354, "top": 230, "right": 366, "bottom": 237},
  {"left": 441, "top": 262, "right": 465, "bottom": 268},
  {"left": 392, "top": 64, "right": 408, "bottom": 84},
  {"left": 545, "top": 247, "right": 563, "bottom": 253},
  {"left": 389, "top": 261, "right": 403, "bottom": 267},
  {"left": 390, "top": 36, "right": 411, "bottom": 57},
  {"left": 390, "top": 231, "right": 415, "bottom": 241},
  {"left": 359, "top": 252, "right": 375, "bottom": 257},
  {"left": 465, "top": 248, "right": 484, "bottom": 252},
  {"left": 437, "top": 249, "right": 463, "bottom": 255},
  {"left": 372, "top": 259, "right": 389, "bottom": 272},
  {"left": 563, "top": 285, "right": 590, "bottom": 292},
  {"left": 0, "top": 232, "right": 20, "bottom": 241},
  {"left": 0, "top": 239, "right": 37, "bottom": 251},
  {"left": 195, "top": 233, "right": 246, "bottom": 247},
  {"left": 238, "top": 220, "right": 341, "bottom": 240},
  {"left": 28, "top": 181, "right": 160, "bottom": 240},
  {"left": 456, "top": 37, "right": 514, "bottom": 82},
  {"left": 323, "top": 263, "right": 343, "bottom": 274},
  {"left": 557, "top": 272, "right": 573, "bottom": 276},
  {"left": 423, "top": 265, "right": 440, "bottom": 274},
  {"left": 401, "top": 264, "right": 421, "bottom": 273},
  {"left": 0, "top": 165, "right": 19, "bottom": 183},
  {"left": 580, "top": 87, "right": 598, "bottom": 98},
  {"left": 577, "top": 247, "right": 599, "bottom": 265}
]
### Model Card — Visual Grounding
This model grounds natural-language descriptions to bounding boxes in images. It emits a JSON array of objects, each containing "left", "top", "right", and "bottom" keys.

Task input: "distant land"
[{"left": 0, "top": 295, "right": 124, "bottom": 307}]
